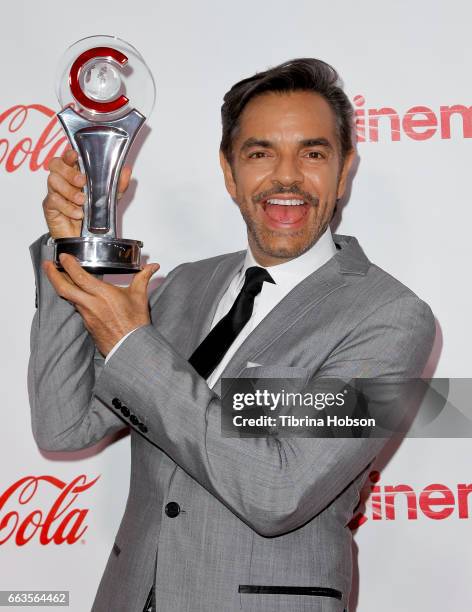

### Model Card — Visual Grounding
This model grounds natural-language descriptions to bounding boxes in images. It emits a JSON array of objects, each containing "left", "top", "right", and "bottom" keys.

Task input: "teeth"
[{"left": 266, "top": 198, "right": 305, "bottom": 206}]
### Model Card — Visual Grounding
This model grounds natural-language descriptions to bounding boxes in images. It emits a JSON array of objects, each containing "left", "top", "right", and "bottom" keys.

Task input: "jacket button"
[
  {"left": 165, "top": 502, "right": 180, "bottom": 518},
  {"left": 138, "top": 423, "right": 148, "bottom": 433},
  {"left": 121, "top": 405, "right": 130, "bottom": 417},
  {"left": 130, "top": 414, "right": 138, "bottom": 425},
  {"left": 112, "top": 398, "right": 122, "bottom": 409}
]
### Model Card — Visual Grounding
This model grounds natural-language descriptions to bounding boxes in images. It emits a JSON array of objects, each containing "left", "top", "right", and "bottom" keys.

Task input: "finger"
[
  {"left": 58, "top": 254, "right": 104, "bottom": 295},
  {"left": 62, "top": 148, "right": 79, "bottom": 166},
  {"left": 42, "top": 260, "right": 88, "bottom": 305},
  {"left": 49, "top": 156, "right": 86, "bottom": 189},
  {"left": 60, "top": 270, "right": 75, "bottom": 286},
  {"left": 42, "top": 260, "right": 77, "bottom": 290},
  {"left": 47, "top": 172, "right": 86, "bottom": 205},
  {"left": 130, "top": 263, "right": 160, "bottom": 293},
  {"left": 43, "top": 191, "right": 84, "bottom": 220},
  {"left": 50, "top": 151, "right": 81, "bottom": 177},
  {"left": 117, "top": 166, "right": 132, "bottom": 198}
]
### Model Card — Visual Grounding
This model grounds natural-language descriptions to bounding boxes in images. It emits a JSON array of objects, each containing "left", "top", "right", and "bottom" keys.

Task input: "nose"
[{"left": 271, "top": 153, "right": 304, "bottom": 187}]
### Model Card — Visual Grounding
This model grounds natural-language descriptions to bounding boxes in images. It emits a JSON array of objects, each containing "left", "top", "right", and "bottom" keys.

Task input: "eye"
[
  {"left": 305, "top": 150, "right": 325, "bottom": 160},
  {"left": 248, "top": 150, "right": 270, "bottom": 159}
]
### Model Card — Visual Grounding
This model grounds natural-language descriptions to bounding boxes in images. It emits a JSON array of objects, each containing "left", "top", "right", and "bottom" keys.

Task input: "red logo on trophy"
[{"left": 53, "top": 35, "right": 156, "bottom": 273}]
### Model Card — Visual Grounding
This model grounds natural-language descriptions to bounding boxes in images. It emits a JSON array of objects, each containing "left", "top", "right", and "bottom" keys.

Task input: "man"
[{"left": 28, "top": 58, "right": 435, "bottom": 612}]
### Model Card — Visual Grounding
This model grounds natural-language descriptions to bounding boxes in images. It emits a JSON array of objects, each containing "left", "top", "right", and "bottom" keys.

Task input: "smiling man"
[
  {"left": 219, "top": 87, "right": 352, "bottom": 266},
  {"left": 28, "top": 59, "right": 435, "bottom": 612}
]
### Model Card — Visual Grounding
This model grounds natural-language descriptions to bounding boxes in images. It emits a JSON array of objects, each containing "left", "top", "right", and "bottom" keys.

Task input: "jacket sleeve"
[
  {"left": 92, "top": 293, "right": 436, "bottom": 536},
  {"left": 27, "top": 233, "right": 180, "bottom": 451}
]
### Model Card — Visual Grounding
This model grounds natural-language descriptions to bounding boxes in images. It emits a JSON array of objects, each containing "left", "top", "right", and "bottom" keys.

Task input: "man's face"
[{"left": 220, "top": 90, "right": 354, "bottom": 266}]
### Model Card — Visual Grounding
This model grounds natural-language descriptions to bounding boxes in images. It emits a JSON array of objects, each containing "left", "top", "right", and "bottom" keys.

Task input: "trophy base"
[{"left": 54, "top": 236, "right": 143, "bottom": 274}]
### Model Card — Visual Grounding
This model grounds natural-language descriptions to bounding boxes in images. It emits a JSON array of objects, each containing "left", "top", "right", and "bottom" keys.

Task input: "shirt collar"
[{"left": 239, "top": 225, "right": 337, "bottom": 291}]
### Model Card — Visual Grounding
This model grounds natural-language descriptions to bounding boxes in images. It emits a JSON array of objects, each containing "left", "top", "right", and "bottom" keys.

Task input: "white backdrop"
[{"left": 1, "top": 1, "right": 471, "bottom": 610}]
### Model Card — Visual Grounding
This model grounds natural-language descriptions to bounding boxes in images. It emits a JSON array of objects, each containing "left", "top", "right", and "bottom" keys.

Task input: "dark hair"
[{"left": 220, "top": 58, "right": 354, "bottom": 164}]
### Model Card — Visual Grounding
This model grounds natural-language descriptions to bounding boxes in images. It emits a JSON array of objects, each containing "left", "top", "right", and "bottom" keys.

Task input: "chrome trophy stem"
[{"left": 53, "top": 106, "right": 146, "bottom": 274}]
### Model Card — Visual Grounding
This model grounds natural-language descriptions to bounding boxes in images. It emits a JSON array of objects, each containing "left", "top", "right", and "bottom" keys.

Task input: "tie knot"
[{"left": 242, "top": 266, "right": 275, "bottom": 297}]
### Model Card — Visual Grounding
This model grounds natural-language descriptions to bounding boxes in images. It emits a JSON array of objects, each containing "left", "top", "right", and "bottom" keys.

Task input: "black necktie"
[{"left": 189, "top": 266, "right": 275, "bottom": 379}]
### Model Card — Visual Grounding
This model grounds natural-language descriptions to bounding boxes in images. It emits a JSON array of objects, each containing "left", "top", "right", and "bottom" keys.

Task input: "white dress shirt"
[{"left": 105, "top": 226, "right": 337, "bottom": 389}]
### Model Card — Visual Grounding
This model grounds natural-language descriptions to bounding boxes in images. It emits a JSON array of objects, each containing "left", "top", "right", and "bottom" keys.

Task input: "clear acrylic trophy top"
[
  {"left": 52, "top": 35, "right": 156, "bottom": 274},
  {"left": 56, "top": 34, "right": 156, "bottom": 121}
]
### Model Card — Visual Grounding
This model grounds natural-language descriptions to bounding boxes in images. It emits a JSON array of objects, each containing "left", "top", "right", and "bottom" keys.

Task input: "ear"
[
  {"left": 336, "top": 149, "right": 356, "bottom": 200},
  {"left": 219, "top": 150, "right": 237, "bottom": 199}
]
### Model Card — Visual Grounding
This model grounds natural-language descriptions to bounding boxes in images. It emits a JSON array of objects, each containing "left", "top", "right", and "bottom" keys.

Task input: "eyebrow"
[
  {"left": 240, "top": 138, "right": 272, "bottom": 151},
  {"left": 240, "top": 137, "right": 334, "bottom": 151},
  {"left": 299, "top": 138, "right": 334, "bottom": 150}
]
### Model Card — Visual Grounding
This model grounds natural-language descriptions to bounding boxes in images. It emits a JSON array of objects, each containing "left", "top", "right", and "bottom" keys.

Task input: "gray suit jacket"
[{"left": 28, "top": 232, "right": 436, "bottom": 612}]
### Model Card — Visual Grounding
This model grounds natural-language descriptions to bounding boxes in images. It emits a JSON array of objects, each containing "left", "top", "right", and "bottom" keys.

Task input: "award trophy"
[{"left": 54, "top": 35, "right": 156, "bottom": 273}]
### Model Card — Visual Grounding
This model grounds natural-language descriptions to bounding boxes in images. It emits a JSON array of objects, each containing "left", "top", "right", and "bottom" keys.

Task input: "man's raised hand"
[
  {"left": 43, "top": 149, "right": 132, "bottom": 239},
  {"left": 42, "top": 253, "right": 160, "bottom": 357}
]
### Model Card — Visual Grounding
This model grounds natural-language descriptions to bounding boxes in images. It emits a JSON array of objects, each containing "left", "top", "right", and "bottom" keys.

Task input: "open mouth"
[{"left": 261, "top": 197, "right": 311, "bottom": 225}]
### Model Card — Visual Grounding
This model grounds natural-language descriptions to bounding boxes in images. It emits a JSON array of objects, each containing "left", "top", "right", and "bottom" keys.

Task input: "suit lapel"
[
  {"left": 185, "top": 233, "right": 370, "bottom": 395},
  {"left": 212, "top": 233, "right": 370, "bottom": 394},
  {"left": 215, "top": 263, "right": 346, "bottom": 382},
  {"left": 185, "top": 250, "right": 245, "bottom": 356}
]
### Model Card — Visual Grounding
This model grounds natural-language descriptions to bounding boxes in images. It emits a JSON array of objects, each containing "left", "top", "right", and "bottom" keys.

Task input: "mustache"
[{"left": 252, "top": 185, "right": 319, "bottom": 207}]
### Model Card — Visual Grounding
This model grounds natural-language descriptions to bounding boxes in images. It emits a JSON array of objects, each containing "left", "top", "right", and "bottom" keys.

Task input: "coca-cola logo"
[
  {"left": 0, "top": 474, "right": 99, "bottom": 546},
  {"left": 349, "top": 470, "right": 472, "bottom": 529},
  {"left": 0, "top": 105, "right": 68, "bottom": 173}
]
